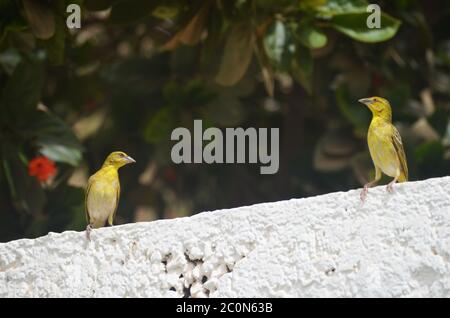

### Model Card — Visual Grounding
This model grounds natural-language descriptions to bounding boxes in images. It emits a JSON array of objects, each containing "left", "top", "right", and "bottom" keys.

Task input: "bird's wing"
[
  {"left": 108, "top": 182, "right": 120, "bottom": 226},
  {"left": 392, "top": 125, "right": 408, "bottom": 181},
  {"left": 85, "top": 176, "right": 93, "bottom": 224}
]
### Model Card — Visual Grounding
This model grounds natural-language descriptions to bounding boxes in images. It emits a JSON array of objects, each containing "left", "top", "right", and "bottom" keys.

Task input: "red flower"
[{"left": 28, "top": 156, "right": 57, "bottom": 182}]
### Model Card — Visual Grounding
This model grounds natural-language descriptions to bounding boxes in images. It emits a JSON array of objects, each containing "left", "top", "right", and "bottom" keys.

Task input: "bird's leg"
[
  {"left": 360, "top": 166, "right": 382, "bottom": 202},
  {"left": 85, "top": 224, "right": 93, "bottom": 241},
  {"left": 361, "top": 181, "right": 375, "bottom": 202},
  {"left": 386, "top": 171, "right": 400, "bottom": 193}
]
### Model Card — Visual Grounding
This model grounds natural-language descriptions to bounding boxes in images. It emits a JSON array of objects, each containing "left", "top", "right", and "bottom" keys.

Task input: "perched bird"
[
  {"left": 359, "top": 97, "right": 408, "bottom": 201},
  {"left": 85, "top": 151, "right": 135, "bottom": 240}
]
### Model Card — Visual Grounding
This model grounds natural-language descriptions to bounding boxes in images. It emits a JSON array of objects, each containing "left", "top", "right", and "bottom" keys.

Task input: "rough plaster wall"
[{"left": 1, "top": 177, "right": 450, "bottom": 297}]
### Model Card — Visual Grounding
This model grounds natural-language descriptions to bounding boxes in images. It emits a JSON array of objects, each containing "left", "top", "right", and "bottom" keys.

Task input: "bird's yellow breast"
[
  {"left": 367, "top": 118, "right": 401, "bottom": 177},
  {"left": 86, "top": 166, "right": 120, "bottom": 228}
]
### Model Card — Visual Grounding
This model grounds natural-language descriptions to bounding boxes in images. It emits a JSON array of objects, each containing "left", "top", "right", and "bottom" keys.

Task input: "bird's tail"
[{"left": 398, "top": 171, "right": 407, "bottom": 183}]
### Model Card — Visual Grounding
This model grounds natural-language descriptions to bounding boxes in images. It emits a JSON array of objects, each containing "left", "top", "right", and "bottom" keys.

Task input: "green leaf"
[
  {"left": 313, "top": 0, "right": 368, "bottom": 17},
  {"left": 38, "top": 144, "right": 82, "bottom": 167},
  {"left": 0, "top": 56, "right": 45, "bottom": 125},
  {"left": 306, "top": 0, "right": 401, "bottom": 43},
  {"left": 152, "top": 5, "right": 180, "bottom": 20},
  {"left": 297, "top": 23, "right": 328, "bottom": 49},
  {"left": 264, "top": 21, "right": 286, "bottom": 65},
  {"left": 32, "top": 111, "right": 83, "bottom": 166},
  {"left": 215, "top": 24, "right": 255, "bottom": 86},
  {"left": 298, "top": 0, "right": 327, "bottom": 12},
  {"left": 331, "top": 13, "right": 401, "bottom": 43},
  {"left": 263, "top": 20, "right": 296, "bottom": 72},
  {"left": 22, "top": 0, "right": 55, "bottom": 39}
]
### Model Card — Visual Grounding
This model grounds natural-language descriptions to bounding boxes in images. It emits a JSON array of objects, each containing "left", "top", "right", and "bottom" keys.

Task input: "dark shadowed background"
[{"left": 1, "top": 0, "right": 449, "bottom": 242}]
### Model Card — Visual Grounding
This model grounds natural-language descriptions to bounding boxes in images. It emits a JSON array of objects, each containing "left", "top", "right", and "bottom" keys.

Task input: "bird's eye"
[{"left": 119, "top": 153, "right": 125, "bottom": 157}]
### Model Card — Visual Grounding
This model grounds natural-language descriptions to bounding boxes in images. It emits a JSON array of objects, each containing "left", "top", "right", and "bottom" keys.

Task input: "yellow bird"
[
  {"left": 359, "top": 97, "right": 408, "bottom": 201},
  {"left": 85, "top": 151, "right": 135, "bottom": 239}
]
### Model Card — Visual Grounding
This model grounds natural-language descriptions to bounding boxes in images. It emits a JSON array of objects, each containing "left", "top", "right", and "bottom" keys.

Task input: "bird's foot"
[
  {"left": 360, "top": 185, "right": 369, "bottom": 202},
  {"left": 386, "top": 182, "right": 395, "bottom": 194},
  {"left": 85, "top": 224, "right": 92, "bottom": 241}
]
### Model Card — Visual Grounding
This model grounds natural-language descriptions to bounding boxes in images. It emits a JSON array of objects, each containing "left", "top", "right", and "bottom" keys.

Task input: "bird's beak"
[
  {"left": 125, "top": 156, "right": 136, "bottom": 164},
  {"left": 358, "top": 98, "right": 373, "bottom": 106}
]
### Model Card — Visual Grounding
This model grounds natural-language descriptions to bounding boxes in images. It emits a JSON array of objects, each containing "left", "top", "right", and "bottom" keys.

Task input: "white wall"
[{"left": 1, "top": 177, "right": 450, "bottom": 297}]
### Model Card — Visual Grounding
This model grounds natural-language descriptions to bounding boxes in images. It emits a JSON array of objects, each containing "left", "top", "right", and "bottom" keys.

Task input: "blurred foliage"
[{"left": 0, "top": 0, "right": 449, "bottom": 242}]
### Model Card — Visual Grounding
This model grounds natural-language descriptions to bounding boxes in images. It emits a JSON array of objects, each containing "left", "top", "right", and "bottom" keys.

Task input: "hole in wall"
[
  {"left": 325, "top": 267, "right": 336, "bottom": 276},
  {"left": 183, "top": 285, "right": 191, "bottom": 298},
  {"left": 161, "top": 242, "right": 255, "bottom": 298}
]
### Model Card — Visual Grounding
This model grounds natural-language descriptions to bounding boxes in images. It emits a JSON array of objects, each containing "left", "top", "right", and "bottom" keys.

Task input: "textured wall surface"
[{"left": 1, "top": 177, "right": 450, "bottom": 297}]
